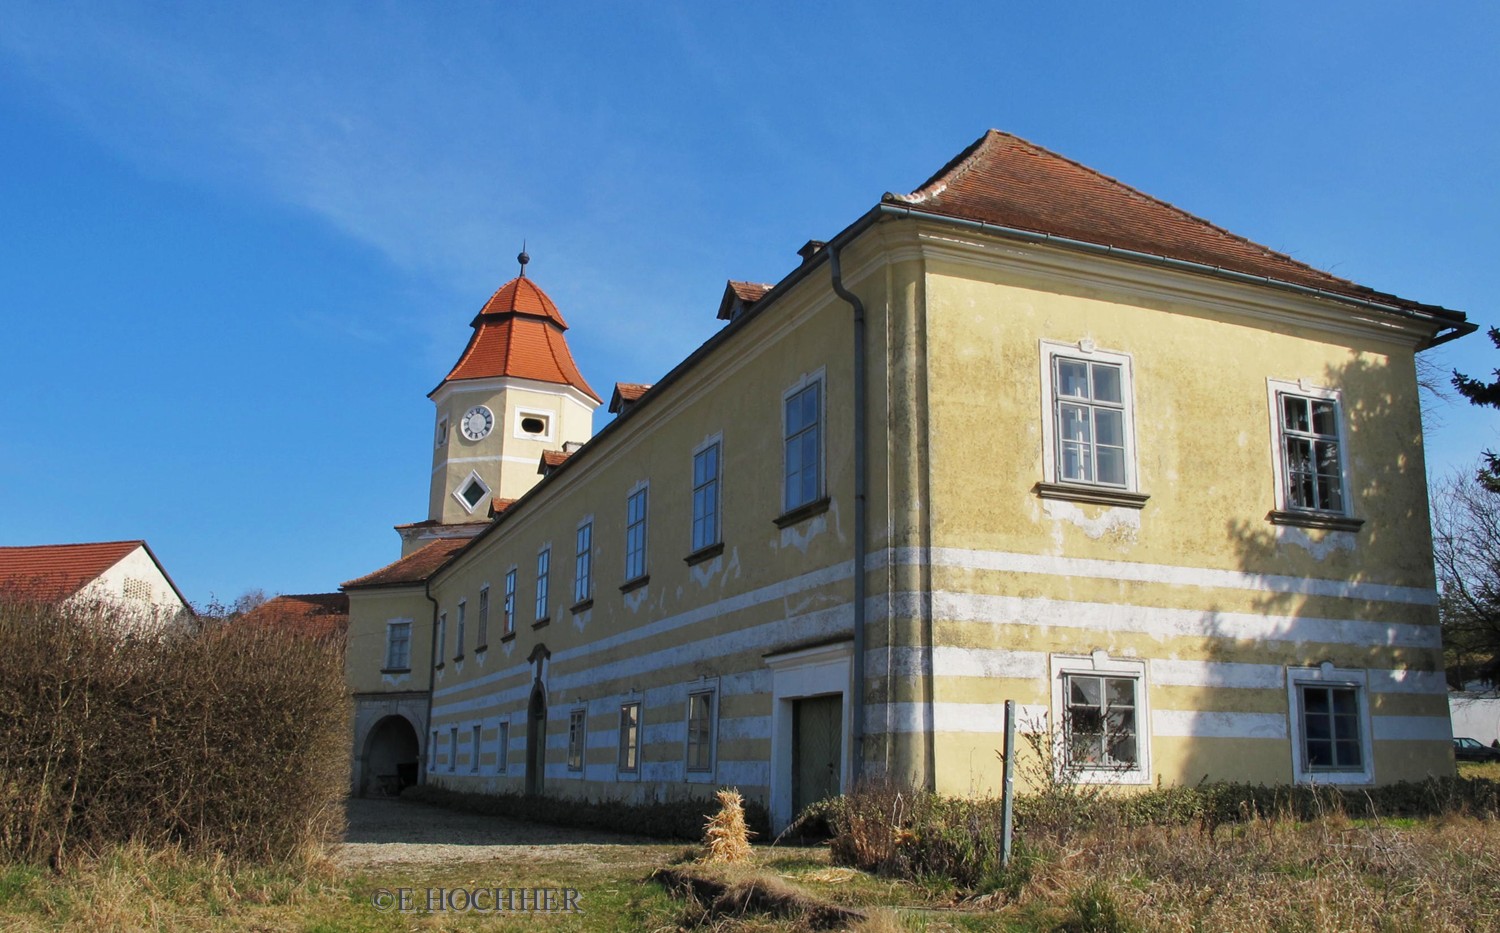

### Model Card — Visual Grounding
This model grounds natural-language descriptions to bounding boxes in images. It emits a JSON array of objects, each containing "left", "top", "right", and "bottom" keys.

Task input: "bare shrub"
[{"left": 0, "top": 596, "right": 349, "bottom": 867}]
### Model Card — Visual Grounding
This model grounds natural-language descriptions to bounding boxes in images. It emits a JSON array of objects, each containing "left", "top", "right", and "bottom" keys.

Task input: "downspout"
[
  {"left": 421, "top": 578, "right": 440, "bottom": 786},
  {"left": 828, "top": 243, "right": 867, "bottom": 786}
]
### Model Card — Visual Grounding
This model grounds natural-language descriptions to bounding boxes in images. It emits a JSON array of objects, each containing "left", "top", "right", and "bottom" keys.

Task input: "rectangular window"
[
  {"left": 384, "top": 620, "right": 411, "bottom": 670},
  {"left": 625, "top": 487, "right": 648, "bottom": 582},
  {"left": 477, "top": 586, "right": 489, "bottom": 648},
  {"left": 471, "top": 724, "right": 481, "bottom": 773},
  {"left": 1278, "top": 392, "right": 1345, "bottom": 513},
  {"left": 1053, "top": 356, "right": 1127, "bottom": 487},
  {"left": 567, "top": 709, "right": 586, "bottom": 772},
  {"left": 692, "top": 442, "right": 721, "bottom": 551},
  {"left": 1298, "top": 685, "right": 1363, "bottom": 771},
  {"left": 504, "top": 570, "right": 517, "bottom": 635},
  {"left": 1063, "top": 673, "right": 1139, "bottom": 771},
  {"left": 535, "top": 548, "right": 550, "bottom": 621},
  {"left": 435, "top": 612, "right": 447, "bottom": 667},
  {"left": 454, "top": 600, "right": 466, "bottom": 660},
  {"left": 436, "top": 416, "right": 448, "bottom": 448},
  {"left": 574, "top": 521, "right": 593, "bottom": 604},
  {"left": 429, "top": 730, "right": 438, "bottom": 771},
  {"left": 686, "top": 691, "right": 715, "bottom": 772},
  {"left": 619, "top": 702, "right": 641, "bottom": 773},
  {"left": 495, "top": 721, "right": 509, "bottom": 773},
  {"left": 784, "top": 381, "right": 822, "bottom": 511},
  {"left": 448, "top": 726, "right": 457, "bottom": 773}
]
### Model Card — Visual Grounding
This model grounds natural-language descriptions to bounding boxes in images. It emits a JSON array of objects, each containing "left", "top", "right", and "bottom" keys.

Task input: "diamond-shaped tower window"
[{"left": 454, "top": 471, "right": 491, "bottom": 513}]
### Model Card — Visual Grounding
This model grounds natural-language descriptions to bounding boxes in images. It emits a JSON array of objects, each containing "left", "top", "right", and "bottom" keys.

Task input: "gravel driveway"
[{"left": 338, "top": 796, "right": 675, "bottom": 868}]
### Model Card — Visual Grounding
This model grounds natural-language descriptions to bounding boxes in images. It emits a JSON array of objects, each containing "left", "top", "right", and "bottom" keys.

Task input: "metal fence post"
[{"left": 1001, "top": 699, "right": 1016, "bottom": 867}]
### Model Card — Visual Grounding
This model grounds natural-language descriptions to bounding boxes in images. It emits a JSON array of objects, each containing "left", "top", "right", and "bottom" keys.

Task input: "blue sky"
[{"left": 1, "top": 2, "right": 1496, "bottom": 608}]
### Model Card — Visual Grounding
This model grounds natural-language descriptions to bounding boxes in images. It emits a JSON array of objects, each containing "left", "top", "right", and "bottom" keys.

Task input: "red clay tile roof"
[
  {"left": 489, "top": 497, "right": 517, "bottom": 517},
  {"left": 239, "top": 593, "right": 350, "bottom": 640},
  {"left": 0, "top": 540, "right": 144, "bottom": 601},
  {"left": 885, "top": 130, "right": 1454, "bottom": 315},
  {"left": 342, "top": 538, "right": 470, "bottom": 589},
  {"left": 435, "top": 274, "right": 601, "bottom": 402},
  {"left": 392, "top": 519, "right": 490, "bottom": 531},
  {"left": 608, "top": 382, "right": 653, "bottom": 413},
  {"left": 537, "top": 450, "right": 573, "bottom": 474}
]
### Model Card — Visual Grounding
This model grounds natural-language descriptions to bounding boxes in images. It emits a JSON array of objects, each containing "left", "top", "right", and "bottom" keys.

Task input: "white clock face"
[{"left": 460, "top": 405, "right": 494, "bottom": 441}]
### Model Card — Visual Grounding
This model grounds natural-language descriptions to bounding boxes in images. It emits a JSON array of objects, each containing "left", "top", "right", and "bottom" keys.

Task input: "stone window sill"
[
  {"left": 499, "top": 632, "right": 516, "bottom": 644},
  {"left": 684, "top": 542, "right": 724, "bottom": 566},
  {"left": 570, "top": 598, "right": 594, "bottom": 614},
  {"left": 1267, "top": 509, "right": 1365, "bottom": 532},
  {"left": 532, "top": 617, "right": 550, "bottom": 630},
  {"left": 1034, "top": 482, "right": 1149, "bottom": 509},
  {"left": 619, "top": 575, "right": 650, "bottom": 594},
  {"left": 774, "top": 496, "right": 831, "bottom": 529},
  {"left": 379, "top": 667, "right": 410, "bottom": 675}
]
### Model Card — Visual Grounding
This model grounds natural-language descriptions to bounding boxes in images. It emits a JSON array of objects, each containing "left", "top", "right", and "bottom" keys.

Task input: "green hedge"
[{"left": 402, "top": 783, "right": 772, "bottom": 842}]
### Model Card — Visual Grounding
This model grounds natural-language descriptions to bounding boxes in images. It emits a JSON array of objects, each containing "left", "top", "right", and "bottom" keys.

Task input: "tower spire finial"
[{"left": 517, "top": 241, "right": 530, "bottom": 278}]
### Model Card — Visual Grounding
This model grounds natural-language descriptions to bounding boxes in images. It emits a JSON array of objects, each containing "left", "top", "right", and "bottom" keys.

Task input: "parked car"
[{"left": 1452, "top": 737, "right": 1500, "bottom": 762}]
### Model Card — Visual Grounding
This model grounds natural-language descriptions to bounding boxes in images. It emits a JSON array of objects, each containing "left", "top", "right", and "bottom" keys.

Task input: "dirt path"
[{"left": 337, "top": 797, "right": 679, "bottom": 868}]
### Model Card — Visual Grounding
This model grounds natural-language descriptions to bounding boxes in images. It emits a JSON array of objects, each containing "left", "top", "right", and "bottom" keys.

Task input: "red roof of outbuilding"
[
  {"left": 435, "top": 274, "right": 601, "bottom": 402},
  {"left": 239, "top": 593, "right": 350, "bottom": 640},
  {"left": 0, "top": 540, "right": 145, "bottom": 601},
  {"left": 885, "top": 130, "right": 1459, "bottom": 317}
]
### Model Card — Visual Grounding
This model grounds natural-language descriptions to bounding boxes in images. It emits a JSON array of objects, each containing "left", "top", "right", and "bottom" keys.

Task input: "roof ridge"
[
  {"left": 889, "top": 129, "right": 998, "bottom": 204},
  {"left": 0, "top": 539, "right": 144, "bottom": 551}
]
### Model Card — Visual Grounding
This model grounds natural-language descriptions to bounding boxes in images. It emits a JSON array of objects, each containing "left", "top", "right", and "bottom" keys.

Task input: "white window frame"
[
  {"left": 503, "top": 568, "right": 517, "bottom": 635},
  {"left": 1266, "top": 379, "right": 1354, "bottom": 517},
  {"left": 454, "top": 600, "right": 466, "bottom": 660},
  {"left": 513, "top": 407, "right": 555, "bottom": 443},
  {"left": 574, "top": 518, "right": 593, "bottom": 605},
  {"left": 618, "top": 701, "right": 641, "bottom": 775},
  {"left": 1038, "top": 341, "right": 1139, "bottom": 491},
  {"left": 1049, "top": 652, "right": 1150, "bottom": 784},
  {"left": 567, "top": 708, "right": 587, "bottom": 773},
  {"left": 624, "top": 483, "right": 649, "bottom": 583},
  {"left": 495, "top": 720, "right": 510, "bottom": 774},
  {"left": 781, "top": 372, "right": 825, "bottom": 513},
  {"left": 384, "top": 620, "right": 412, "bottom": 671},
  {"left": 435, "top": 612, "right": 447, "bottom": 668},
  {"left": 470, "top": 724, "right": 481, "bottom": 773},
  {"left": 1287, "top": 664, "right": 1375, "bottom": 785},
  {"left": 453, "top": 469, "right": 491, "bottom": 514},
  {"left": 691, "top": 436, "right": 723, "bottom": 552},
  {"left": 477, "top": 585, "right": 489, "bottom": 649},
  {"left": 436, "top": 416, "right": 449, "bottom": 449},
  {"left": 685, "top": 689, "right": 717, "bottom": 777},
  {"left": 535, "top": 547, "right": 551, "bottom": 622}
]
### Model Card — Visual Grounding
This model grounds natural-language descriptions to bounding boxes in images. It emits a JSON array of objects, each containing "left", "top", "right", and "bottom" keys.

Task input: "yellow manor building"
[{"left": 343, "top": 131, "right": 1475, "bottom": 827}]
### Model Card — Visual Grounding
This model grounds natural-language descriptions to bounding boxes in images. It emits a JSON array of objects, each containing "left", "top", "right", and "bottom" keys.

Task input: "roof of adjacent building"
[
  {"left": 238, "top": 593, "right": 349, "bottom": 639},
  {"left": 434, "top": 274, "right": 602, "bottom": 402},
  {"left": 0, "top": 540, "right": 181, "bottom": 603},
  {"left": 884, "top": 129, "right": 1464, "bottom": 318},
  {"left": 342, "top": 537, "right": 472, "bottom": 590}
]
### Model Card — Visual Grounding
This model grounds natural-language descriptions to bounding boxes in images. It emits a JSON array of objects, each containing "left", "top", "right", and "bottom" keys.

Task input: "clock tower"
[{"left": 399, "top": 253, "right": 601, "bottom": 555}]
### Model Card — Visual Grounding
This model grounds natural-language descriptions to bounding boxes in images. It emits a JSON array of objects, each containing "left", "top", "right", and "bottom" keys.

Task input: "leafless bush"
[{"left": 0, "top": 596, "right": 349, "bottom": 867}]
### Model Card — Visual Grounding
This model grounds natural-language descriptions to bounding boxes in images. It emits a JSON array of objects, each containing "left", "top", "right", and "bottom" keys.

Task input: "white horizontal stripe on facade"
[
  {"left": 898, "top": 546, "right": 1439, "bottom": 606},
  {"left": 1152, "top": 709, "right": 1288, "bottom": 739},
  {"left": 1367, "top": 669, "right": 1448, "bottom": 695},
  {"left": 917, "top": 591, "right": 1441, "bottom": 650},
  {"left": 871, "top": 702, "right": 1050, "bottom": 735},
  {"left": 1149, "top": 659, "right": 1286, "bottom": 690},
  {"left": 1371, "top": 716, "right": 1453, "bottom": 741}
]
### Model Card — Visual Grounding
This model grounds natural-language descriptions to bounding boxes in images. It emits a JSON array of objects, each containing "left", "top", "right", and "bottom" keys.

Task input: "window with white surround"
[
  {"left": 454, "top": 470, "right": 490, "bottom": 513},
  {"left": 477, "top": 586, "right": 489, "bottom": 648},
  {"left": 783, "top": 379, "right": 822, "bottom": 512},
  {"left": 692, "top": 440, "right": 721, "bottom": 552},
  {"left": 686, "top": 690, "right": 715, "bottom": 773},
  {"left": 384, "top": 620, "right": 411, "bottom": 671},
  {"left": 454, "top": 600, "right": 466, "bottom": 660},
  {"left": 574, "top": 520, "right": 593, "bottom": 605},
  {"left": 436, "top": 416, "right": 448, "bottom": 449},
  {"left": 448, "top": 726, "right": 457, "bottom": 772},
  {"left": 429, "top": 730, "right": 438, "bottom": 771},
  {"left": 624, "top": 486, "right": 648, "bottom": 583},
  {"left": 471, "top": 724, "right": 481, "bottom": 773},
  {"left": 619, "top": 702, "right": 641, "bottom": 773},
  {"left": 514, "top": 408, "right": 554, "bottom": 442},
  {"left": 535, "top": 548, "right": 550, "bottom": 622},
  {"left": 1287, "top": 665, "right": 1374, "bottom": 784},
  {"left": 1038, "top": 342, "right": 1138, "bottom": 494},
  {"left": 435, "top": 612, "right": 447, "bottom": 668},
  {"left": 1049, "top": 653, "right": 1150, "bottom": 783},
  {"left": 567, "top": 709, "right": 586, "bottom": 772},
  {"left": 1267, "top": 380, "right": 1357, "bottom": 526},
  {"left": 503, "top": 569, "right": 517, "bottom": 635},
  {"left": 495, "top": 721, "right": 509, "bottom": 773}
]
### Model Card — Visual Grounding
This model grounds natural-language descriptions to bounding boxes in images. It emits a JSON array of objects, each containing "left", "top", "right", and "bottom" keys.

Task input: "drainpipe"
[
  {"left": 421, "top": 577, "right": 440, "bottom": 786},
  {"left": 828, "top": 243, "right": 867, "bottom": 786}
]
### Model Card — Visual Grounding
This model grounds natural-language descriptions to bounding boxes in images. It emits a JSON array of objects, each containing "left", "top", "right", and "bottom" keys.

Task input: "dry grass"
[{"left": 702, "top": 788, "right": 756, "bottom": 865}]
